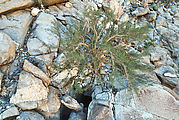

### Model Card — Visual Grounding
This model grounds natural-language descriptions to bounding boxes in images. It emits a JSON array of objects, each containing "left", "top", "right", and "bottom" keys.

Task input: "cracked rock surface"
[{"left": 0, "top": 0, "right": 179, "bottom": 120}]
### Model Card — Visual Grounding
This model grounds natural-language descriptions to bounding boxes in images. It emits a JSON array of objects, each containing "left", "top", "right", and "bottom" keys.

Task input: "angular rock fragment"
[
  {"left": 0, "top": 10, "right": 33, "bottom": 47},
  {"left": 37, "top": 86, "right": 61, "bottom": 115},
  {"left": 0, "top": 32, "right": 15, "bottom": 65},
  {"left": 132, "top": 7, "right": 150, "bottom": 17},
  {"left": 61, "top": 94, "right": 82, "bottom": 111},
  {"left": 10, "top": 71, "right": 48, "bottom": 105},
  {"left": 0, "top": 106, "right": 19, "bottom": 120},
  {"left": 23, "top": 60, "right": 51, "bottom": 86}
]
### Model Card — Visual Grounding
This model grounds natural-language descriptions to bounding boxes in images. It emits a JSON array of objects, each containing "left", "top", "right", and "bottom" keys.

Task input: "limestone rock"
[
  {"left": 10, "top": 71, "right": 48, "bottom": 105},
  {"left": 114, "top": 104, "right": 158, "bottom": 120},
  {"left": 23, "top": 60, "right": 51, "bottom": 87},
  {"left": 27, "top": 38, "right": 50, "bottom": 56},
  {"left": 30, "top": 12, "right": 59, "bottom": 53},
  {"left": 0, "top": 32, "right": 15, "bottom": 65},
  {"left": 132, "top": 7, "right": 150, "bottom": 17},
  {"left": 61, "top": 94, "right": 82, "bottom": 111},
  {"left": 68, "top": 111, "right": 86, "bottom": 120},
  {"left": 16, "top": 111, "right": 45, "bottom": 120},
  {"left": 0, "top": 0, "right": 34, "bottom": 14},
  {"left": 0, "top": 10, "right": 33, "bottom": 47},
  {"left": 154, "top": 66, "right": 178, "bottom": 88},
  {"left": 37, "top": 86, "right": 61, "bottom": 115},
  {"left": 0, "top": 106, "right": 19, "bottom": 120},
  {"left": 52, "top": 69, "right": 69, "bottom": 88},
  {"left": 115, "top": 84, "right": 179, "bottom": 120},
  {"left": 87, "top": 102, "right": 113, "bottom": 120},
  {"left": 35, "top": 53, "right": 55, "bottom": 66}
]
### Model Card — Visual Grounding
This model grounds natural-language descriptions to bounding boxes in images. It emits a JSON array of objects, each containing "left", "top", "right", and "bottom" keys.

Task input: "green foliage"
[{"left": 51, "top": 7, "right": 153, "bottom": 95}]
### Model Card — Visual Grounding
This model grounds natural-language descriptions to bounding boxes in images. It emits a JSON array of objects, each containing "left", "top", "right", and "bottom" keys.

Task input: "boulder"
[
  {"left": 0, "top": 32, "right": 15, "bottom": 65},
  {"left": 16, "top": 111, "right": 45, "bottom": 120},
  {"left": 10, "top": 71, "right": 49, "bottom": 106},
  {"left": 61, "top": 94, "right": 82, "bottom": 111},
  {"left": 0, "top": 106, "right": 19, "bottom": 120},
  {"left": 115, "top": 84, "right": 179, "bottom": 120},
  {"left": 0, "top": 0, "right": 34, "bottom": 14},
  {"left": 23, "top": 60, "right": 51, "bottom": 87},
  {"left": 37, "top": 86, "right": 61, "bottom": 116},
  {"left": 30, "top": 12, "right": 59, "bottom": 53},
  {"left": 0, "top": 10, "right": 33, "bottom": 47},
  {"left": 132, "top": 7, "right": 150, "bottom": 17},
  {"left": 87, "top": 101, "right": 114, "bottom": 120},
  {"left": 27, "top": 38, "right": 50, "bottom": 56}
]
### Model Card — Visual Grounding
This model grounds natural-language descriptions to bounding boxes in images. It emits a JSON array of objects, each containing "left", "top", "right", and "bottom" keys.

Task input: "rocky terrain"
[{"left": 0, "top": 0, "right": 179, "bottom": 120}]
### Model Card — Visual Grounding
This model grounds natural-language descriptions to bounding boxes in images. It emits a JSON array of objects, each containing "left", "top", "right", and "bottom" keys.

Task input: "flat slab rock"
[
  {"left": 10, "top": 71, "right": 49, "bottom": 105},
  {"left": 115, "top": 84, "right": 179, "bottom": 120},
  {"left": 0, "top": 10, "right": 33, "bottom": 47},
  {"left": 0, "top": 106, "right": 19, "bottom": 120},
  {"left": 0, "top": 0, "right": 34, "bottom": 14}
]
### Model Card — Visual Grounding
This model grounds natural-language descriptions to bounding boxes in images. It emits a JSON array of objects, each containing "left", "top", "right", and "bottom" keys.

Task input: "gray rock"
[
  {"left": 132, "top": 7, "right": 150, "bottom": 17},
  {"left": 114, "top": 84, "right": 179, "bottom": 120},
  {"left": 150, "top": 46, "right": 171, "bottom": 67},
  {"left": 0, "top": 0, "right": 34, "bottom": 14},
  {"left": 0, "top": 10, "right": 33, "bottom": 47},
  {"left": 0, "top": 32, "right": 15, "bottom": 65},
  {"left": 87, "top": 100, "right": 114, "bottom": 120},
  {"left": 160, "top": 12, "right": 173, "bottom": 20},
  {"left": 174, "top": 17, "right": 179, "bottom": 26},
  {"left": 61, "top": 94, "right": 82, "bottom": 111},
  {"left": 31, "top": 12, "right": 59, "bottom": 53},
  {"left": 154, "top": 66, "right": 178, "bottom": 88},
  {"left": 27, "top": 38, "right": 50, "bottom": 56},
  {"left": 68, "top": 111, "right": 86, "bottom": 120},
  {"left": 120, "top": 13, "right": 129, "bottom": 22},
  {"left": 145, "top": 11, "right": 157, "bottom": 21},
  {"left": 16, "top": 111, "right": 45, "bottom": 120},
  {"left": 52, "top": 69, "right": 69, "bottom": 88},
  {"left": 155, "top": 16, "right": 168, "bottom": 28},
  {"left": 0, "top": 106, "right": 19, "bottom": 120},
  {"left": 35, "top": 53, "right": 55, "bottom": 66},
  {"left": 23, "top": 60, "right": 51, "bottom": 87},
  {"left": 37, "top": 86, "right": 61, "bottom": 117},
  {"left": 114, "top": 104, "right": 157, "bottom": 120},
  {"left": 10, "top": 71, "right": 49, "bottom": 107}
]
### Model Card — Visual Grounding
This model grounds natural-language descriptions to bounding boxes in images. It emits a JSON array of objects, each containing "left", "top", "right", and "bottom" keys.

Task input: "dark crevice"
[
  {"left": 60, "top": 105, "right": 73, "bottom": 120},
  {"left": 155, "top": 73, "right": 175, "bottom": 89}
]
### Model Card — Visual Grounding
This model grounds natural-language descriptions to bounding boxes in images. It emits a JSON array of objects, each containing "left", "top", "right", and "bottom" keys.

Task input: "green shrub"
[{"left": 51, "top": 7, "right": 153, "bottom": 95}]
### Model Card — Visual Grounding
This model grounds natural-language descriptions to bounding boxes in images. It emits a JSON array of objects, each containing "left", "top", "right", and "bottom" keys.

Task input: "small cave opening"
[
  {"left": 60, "top": 105, "right": 73, "bottom": 120},
  {"left": 75, "top": 92, "right": 92, "bottom": 119},
  {"left": 60, "top": 92, "right": 92, "bottom": 120}
]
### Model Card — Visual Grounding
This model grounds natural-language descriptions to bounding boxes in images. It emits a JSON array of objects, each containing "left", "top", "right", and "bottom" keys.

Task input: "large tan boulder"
[
  {"left": 10, "top": 71, "right": 49, "bottom": 105},
  {"left": 0, "top": 0, "right": 34, "bottom": 14}
]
